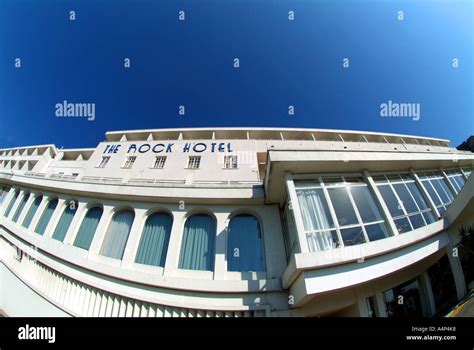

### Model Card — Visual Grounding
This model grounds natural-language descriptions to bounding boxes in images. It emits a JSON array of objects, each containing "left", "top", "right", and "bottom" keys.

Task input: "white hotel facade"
[{"left": 0, "top": 127, "right": 472, "bottom": 317}]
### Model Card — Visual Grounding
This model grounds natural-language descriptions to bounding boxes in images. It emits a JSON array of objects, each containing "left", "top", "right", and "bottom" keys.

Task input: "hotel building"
[{"left": 0, "top": 127, "right": 472, "bottom": 317}]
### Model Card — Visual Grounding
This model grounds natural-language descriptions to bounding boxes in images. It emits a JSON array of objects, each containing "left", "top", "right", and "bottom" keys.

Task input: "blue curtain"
[
  {"left": 52, "top": 202, "right": 77, "bottom": 242},
  {"left": 12, "top": 193, "right": 30, "bottom": 222},
  {"left": 135, "top": 213, "right": 172, "bottom": 267},
  {"left": 4, "top": 190, "right": 19, "bottom": 217},
  {"left": 74, "top": 207, "right": 103, "bottom": 250},
  {"left": 227, "top": 215, "right": 264, "bottom": 272},
  {"left": 22, "top": 195, "right": 43, "bottom": 228},
  {"left": 35, "top": 199, "right": 58, "bottom": 235},
  {"left": 101, "top": 210, "right": 135, "bottom": 260},
  {"left": 179, "top": 214, "right": 216, "bottom": 271}
]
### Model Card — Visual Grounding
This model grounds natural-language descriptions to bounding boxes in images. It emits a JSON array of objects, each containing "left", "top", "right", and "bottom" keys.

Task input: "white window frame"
[
  {"left": 417, "top": 171, "right": 454, "bottom": 213},
  {"left": 223, "top": 155, "right": 238, "bottom": 169},
  {"left": 153, "top": 156, "right": 167, "bottom": 169},
  {"left": 187, "top": 156, "right": 201, "bottom": 169},
  {"left": 123, "top": 156, "right": 137, "bottom": 169},
  {"left": 97, "top": 156, "right": 110, "bottom": 168}
]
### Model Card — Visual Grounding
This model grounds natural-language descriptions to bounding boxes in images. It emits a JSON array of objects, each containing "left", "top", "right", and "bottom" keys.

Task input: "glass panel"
[
  {"left": 307, "top": 230, "right": 339, "bottom": 252},
  {"left": 296, "top": 188, "right": 334, "bottom": 231},
  {"left": 12, "top": 193, "right": 30, "bottom": 222},
  {"left": 383, "top": 279, "right": 424, "bottom": 318},
  {"left": 393, "top": 183, "right": 418, "bottom": 214},
  {"left": 438, "top": 206, "right": 446, "bottom": 215},
  {"left": 432, "top": 179, "right": 452, "bottom": 204},
  {"left": 322, "top": 176, "right": 345, "bottom": 186},
  {"left": 394, "top": 217, "right": 412, "bottom": 234},
  {"left": 350, "top": 186, "right": 383, "bottom": 223},
  {"left": 405, "top": 182, "right": 428, "bottom": 210},
  {"left": 328, "top": 187, "right": 358, "bottom": 226},
  {"left": 101, "top": 211, "right": 135, "bottom": 260},
  {"left": 35, "top": 199, "right": 58, "bottom": 235},
  {"left": 227, "top": 215, "right": 264, "bottom": 272},
  {"left": 22, "top": 196, "right": 42, "bottom": 228},
  {"left": 422, "top": 211, "right": 436, "bottom": 225},
  {"left": 365, "top": 223, "right": 390, "bottom": 242},
  {"left": 294, "top": 180, "right": 320, "bottom": 189},
  {"left": 52, "top": 203, "right": 77, "bottom": 242},
  {"left": 135, "top": 213, "right": 172, "bottom": 267},
  {"left": 74, "top": 207, "right": 103, "bottom": 250},
  {"left": 422, "top": 181, "right": 441, "bottom": 206},
  {"left": 409, "top": 214, "right": 425, "bottom": 230},
  {"left": 178, "top": 214, "right": 216, "bottom": 271},
  {"left": 340, "top": 226, "right": 366, "bottom": 246},
  {"left": 378, "top": 185, "right": 404, "bottom": 217},
  {"left": 4, "top": 190, "right": 19, "bottom": 217}
]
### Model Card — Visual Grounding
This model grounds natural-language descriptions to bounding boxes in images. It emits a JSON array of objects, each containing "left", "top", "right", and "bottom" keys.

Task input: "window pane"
[
  {"left": 179, "top": 214, "right": 216, "bottom": 271},
  {"left": 378, "top": 185, "right": 404, "bottom": 217},
  {"left": 365, "top": 223, "right": 390, "bottom": 242},
  {"left": 101, "top": 210, "right": 135, "bottom": 260},
  {"left": 340, "top": 226, "right": 366, "bottom": 246},
  {"left": 422, "top": 181, "right": 441, "bottom": 206},
  {"left": 394, "top": 217, "right": 412, "bottom": 234},
  {"left": 405, "top": 182, "right": 428, "bottom": 210},
  {"left": 432, "top": 179, "right": 451, "bottom": 204},
  {"left": 74, "top": 207, "right": 103, "bottom": 250},
  {"left": 22, "top": 196, "right": 42, "bottom": 228},
  {"left": 453, "top": 176, "right": 465, "bottom": 191},
  {"left": 328, "top": 187, "right": 358, "bottom": 226},
  {"left": 350, "top": 186, "right": 383, "bottom": 223},
  {"left": 135, "top": 213, "right": 172, "bottom": 267},
  {"left": 393, "top": 183, "right": 418, "bottom": 214},
  {"left": 422, "top": 211, "right": 436, "bottom": 225},
  {"left": 35, "top": 199, "right": 58, "bottom": 235},
  {"left": 12, "top": 193, "right": 30, "bottom": 222},
  {"left": 307, "top": 230, "right": 339, "bottom": 252},
  {"left": 227, "top": 215, "right": 264, "bottom": 272},
  {"left": 409, "top": 214, "right": 425, "bottom": 230},
  {"left": 52, "top": 203, "right": 77, "bottom": 242},
  {"left": 4, "top": 190, "right": 19, "bottom": 217},
  {"left": 296, "top": 188, "right": 334, "bottom": 231}
]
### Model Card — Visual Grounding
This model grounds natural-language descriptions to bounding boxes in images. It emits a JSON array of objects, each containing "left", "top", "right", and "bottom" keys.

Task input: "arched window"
[
  {"left": 22, "top": 195, "right": 43, "bottom": 228},
  {"left": 101, "top": 210, "right": 134, "bottom": 260},
  {"left": 12, "top": 193, "right": 30, "bottom": 222},
  {"left": 135, "top": 212, "right": 172, "bottom": 267},
  {"left": 4, "top": 189, "right": 19, "bottom": 217},
  {"left": 178, "top": 214, "right": 216, "bottom": 271},
  {"left": 227, "top": 214, "right": 265, "bottom": 272},
  {"left": 74, "top": 206, "right": 103, "bottom": 250},
  {"left": 35, "top": 198, "right": 58, "bottom": 235},
  {"left": 52, "top": 201, "right": 78, "bottom": 242}
]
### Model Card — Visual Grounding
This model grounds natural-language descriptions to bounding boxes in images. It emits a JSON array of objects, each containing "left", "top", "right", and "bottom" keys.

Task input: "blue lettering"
[
  {"left": 104, "top": 145, "right": 111, "bottom": 154},
  {"left": 138, "top": 144, "right": 151, "bottom": 153},
  {"left": 183, "top": 143, "right": 191, "bottom": 152},
  {"left": 193, "top": 143, "right": 207, "bottom": 152},
  {"left": 152, "top": 144, "right": 165, "bottom": 153},
  {"left": 227, "top": 143, "right": 233, "bottom": 152},
  {"left": 127, "top": 144, "right": 137, "bottom": 153},
  {"left": 211, "top": 143, "right": 217, "bottom": 152},
  {"left": 166, "top": 143, "right": 174, "bottom": 153},
  {"left": 218, "top": 143, "right": 225, "bottom": 152}
]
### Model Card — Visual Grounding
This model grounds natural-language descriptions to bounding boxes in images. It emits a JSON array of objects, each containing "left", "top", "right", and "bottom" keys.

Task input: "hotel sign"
[{"left": 103, "top": 142, "right": 234, "bottom": 154}]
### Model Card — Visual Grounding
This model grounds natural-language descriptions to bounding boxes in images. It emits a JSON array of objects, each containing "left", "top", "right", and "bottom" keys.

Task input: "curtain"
[
  {"left": 12, "top": 193, "right": 30, "bottom": 222},
  {"left": 101, "top": 210, "right": 134, "bottom": 260},
  {"left": 4, "top": 190, "right": 19, "bottom": 217},
  {"left": 297, "top": 189, "right": 336, "bottom": 252},
  {"left": 74, "top": 207, "right": 103, "bottom": 250},
  {"left": 22, "top": 195, "right": 42, "bottom": 228},
  {"left": 135, "top": 213, "right": 172, "bottom": 267},
  {"left": 227, "top": 215, "right": 264, "bottom": 272},
  {"left": 179, "top": 214, "right": 216, "bottom": 271},
  {"left": 35, "top": 199, "right": 58, "bottom": 235},
  {"left": 52, "top": 203, "right": 77, "bottom": 242}
]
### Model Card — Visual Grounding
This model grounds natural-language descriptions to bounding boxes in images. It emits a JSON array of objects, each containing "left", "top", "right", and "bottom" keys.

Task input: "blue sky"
[{"left": 0, "top": 0, "right": 472, "bottom": 149}]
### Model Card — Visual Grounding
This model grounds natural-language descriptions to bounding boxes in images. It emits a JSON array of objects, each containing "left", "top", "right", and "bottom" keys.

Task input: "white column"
[
  {"left": 5, "top": 188, "right": 23, "bottom": 220},
  {"left": 447, "top": 245, "right": 467, "bottom": 300},
  {"left": 0, "top": 187, "right": 16, "bottom": 217},
  {"left": 284, "top": 173, "right": 309, "bottom": 253},
  {"left": 63, "top": 201, "right": 88, "bottom": 245},
  {"left": 121, "top": 208, "right": 147, "bottom": 267},
  {"left": 363, "top": 171, "right": 398, "bottom": 236},
  {"left": 43, "top": 198, "right": 66, "bottom": 238},
  {"left": 88, "top": 205, "right": 114, "bottom": 255},
  {"left": 163, "top": 210, "right": 186, "bottom": 276},
  {"left": 214, "top": 212, "right": 228, "bottom": 280},
  {"left": 460, "top": 167, "right": 469, "bottom": 180},
  {"left": 420, "top": 271, "right": 436, "bottom": 316},
  {"left": 16, "top": 191, "right": 36, "bottom": 225},
  {"left": 410, "top": 169, "right": 441, "bottom": 218},
  {"left": 440, "top": 169, "right": 457, "bottom": 196},
  {"left": 375, "top": 291, "right": 387, "bottom": 317}
]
